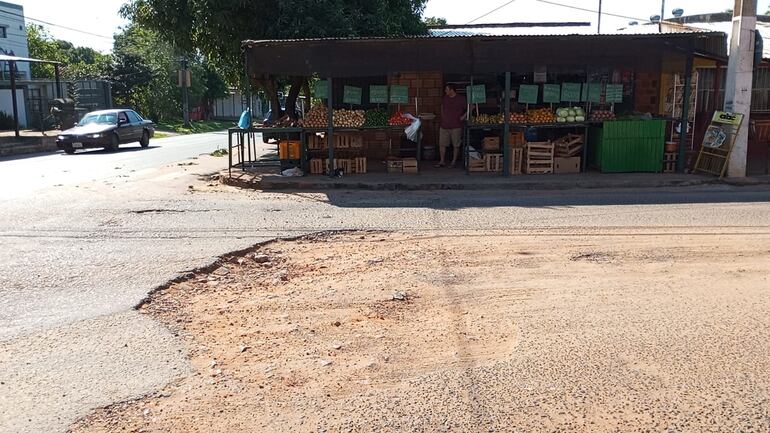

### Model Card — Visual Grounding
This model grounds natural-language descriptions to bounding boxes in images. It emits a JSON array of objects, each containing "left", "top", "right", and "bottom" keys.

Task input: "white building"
[{"left": 0, "top": 0, "right": 30, "bottom": 80}]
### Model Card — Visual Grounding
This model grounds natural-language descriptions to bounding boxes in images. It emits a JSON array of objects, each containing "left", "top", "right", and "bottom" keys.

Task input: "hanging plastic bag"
[
  {"left": 238, "top": 108, "right": 251, "bottom": 129},
  {"left": 403, "top": 113, "right": 421, "bottom": 142}
]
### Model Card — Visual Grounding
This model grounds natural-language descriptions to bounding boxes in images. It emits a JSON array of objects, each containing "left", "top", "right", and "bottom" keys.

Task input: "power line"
[
  {"left": 534, "top": 0, "right": 651, "bottom": 24},
  {"left": 0, "top": 9, "right": 113, "bottom": 40},
  {"left": 434, "top": 0, "right": 519, "bottom": 37}
]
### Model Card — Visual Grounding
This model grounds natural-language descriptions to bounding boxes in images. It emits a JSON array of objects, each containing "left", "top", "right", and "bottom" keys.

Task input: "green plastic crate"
[{"left": 590, "top": 120, "right": 665, "bottom": 173}]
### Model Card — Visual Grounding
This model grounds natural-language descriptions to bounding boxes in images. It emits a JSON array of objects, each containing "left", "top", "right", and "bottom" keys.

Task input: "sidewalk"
[{"left": 223, "top": 166, "right": 757, "bottom": 191}]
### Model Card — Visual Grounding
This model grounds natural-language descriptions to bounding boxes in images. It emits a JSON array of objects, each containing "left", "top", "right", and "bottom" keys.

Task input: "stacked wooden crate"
[
  {"left": 525, "top": 141, "right": 554, "bottom": 174},
  {"left": 509, "top": 148, "right": 523, "bottom": 175},
  {"left": 484, "top": 154, "right": 503, "bottom": 172},
  {"left": 663, "top": 153, "right": 677, "bottom": 173},
  {"left": 310, "top": 158, "right": 325, "bottom": 175},
  {"left": 353, "top": 157, "right": 367, "bottom": 174},
  {"left": 553, "top": 133, "right": 583, "bottom": 158}
]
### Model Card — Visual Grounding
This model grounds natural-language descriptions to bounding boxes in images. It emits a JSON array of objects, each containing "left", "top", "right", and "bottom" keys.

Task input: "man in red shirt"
[{"left": 436, "top": 83, "right": 467, "bottom": 168}]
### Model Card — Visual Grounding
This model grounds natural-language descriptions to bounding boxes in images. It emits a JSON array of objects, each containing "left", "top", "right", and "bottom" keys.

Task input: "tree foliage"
[
  {"left": 424, "top": 16, "right": 448, "bottom": 26},
  {"left": 26, "top": 24, "right": 110, "bottom": 80},
  {"left": 109, "top": 25, "right": 228, "bottom": 122},
  {"left": 120, "top": 0, "right": 429, "bottom": 119}
]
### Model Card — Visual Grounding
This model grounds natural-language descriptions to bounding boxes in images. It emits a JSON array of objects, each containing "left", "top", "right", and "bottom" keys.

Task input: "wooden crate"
[
  {"left": 510, "top": 148, "right": 523, "bottom": 175},
  {"left": 402, "top": 158, "right": 419, "bottom": 174},
  {"left": 353, "top": 157, "right": 368, "bottom": 174},
  {"left": 509, "top": 132, "right": 525, "bottom": 148},
  {"left": 482, "top": 137, "right": 501, "bottom": 151},
  {"left": 663, "top": 152, "right": 677, "bottom": 173},
  {"left": 484, "top": 153, "right": 503, "bottom": 172},
  {"left": 310, "top": 158, "right": 325, "bottom": 175},
  {"left": 334, "top": 133, "right": 363, "bottom": 149},
  {"left": 468, "top": 157, "right": 486, "bottom": 172},
  {"left": 525, "top": 141, "right": 554, "bottom": 174},
  {"left": 307, "top": 134, "right": 326, "bottom": 150},
  {"left": 554, "top": 133, "right": 584, "bottom": 158}
]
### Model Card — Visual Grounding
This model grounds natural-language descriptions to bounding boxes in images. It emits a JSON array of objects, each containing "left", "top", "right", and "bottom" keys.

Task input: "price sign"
[
  {"left": 369, "top": 85, "right": 388, "bottom": 103},
  {"left": 605, "top": 84, "right": 623, "bottom": 103},
  {"left": 465, "top": 84, "right": 486, "bottom": 104},
  {"left": 518, "top": 84, "right": 539, "bottom": 104},
  {"left": 587, "top": 83, "right": 603, "bottom": 103},
  {"left": 543, "top": 84, "right": 561, "bottom": 103},
  {"left": 343, "top": 86, "right": 362, "bottom": 105},
  {"left": 561, "top": 83, "right": 581, "bottom": 102},
  {"left": 390, "top": 85, "right": 409, "bottom": 104},
  {"left": 315, "top": 80, "right": 329, "bottom": 99}
]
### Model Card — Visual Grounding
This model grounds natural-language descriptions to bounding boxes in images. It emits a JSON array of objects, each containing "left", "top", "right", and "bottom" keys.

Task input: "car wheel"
[
  {"left": 63, "top": 146, "right": 76, "bottom": 155},
  {"left": 140, "top": 131, "right": 150, "bottom": 148},
  {"left": 106, "top": 134, "right": 119, "bottom": 152}
]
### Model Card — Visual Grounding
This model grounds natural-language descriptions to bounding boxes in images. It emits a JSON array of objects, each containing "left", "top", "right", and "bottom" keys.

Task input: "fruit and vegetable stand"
[{"left": 238, "top": 31, "right": 727, "bottom": 178}]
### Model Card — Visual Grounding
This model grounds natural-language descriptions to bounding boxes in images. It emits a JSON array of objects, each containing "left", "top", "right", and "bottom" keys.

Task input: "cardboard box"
[
  {"left": 387, "top": 159, "right": 404, "bottom": 174},
  {"left": 402, "top": 158, "right": 419, "bottom": 174},
  {"left": 482, "top": 137, "right": 501, "bottom": 151},
  {"left": 554, "top": 157, "right": 581, "bottom": 174}
]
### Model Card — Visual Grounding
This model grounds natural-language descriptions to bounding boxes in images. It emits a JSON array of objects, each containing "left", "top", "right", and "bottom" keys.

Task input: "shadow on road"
[
  {"left": 283, "top": 187, "right": 770, "bottom": 211},
  {"left": 69, "top": 146, "right": 161, "bottom": 156}
]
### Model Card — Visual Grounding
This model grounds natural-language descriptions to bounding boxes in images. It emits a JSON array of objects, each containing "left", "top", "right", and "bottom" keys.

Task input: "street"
[{"left": 1, "top": 133, "right": 770, "bottom": 433}]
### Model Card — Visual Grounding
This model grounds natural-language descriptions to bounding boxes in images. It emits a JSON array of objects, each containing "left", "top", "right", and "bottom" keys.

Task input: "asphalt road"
[
  {"left": 0, "top": 131, "right": 231, "bottom": 200},
  {"left": 1, "top": 135, "right": 770, "bottom": 433}
]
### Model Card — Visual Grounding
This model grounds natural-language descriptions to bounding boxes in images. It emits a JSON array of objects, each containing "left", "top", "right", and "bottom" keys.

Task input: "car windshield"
[{"left": 78, "top": 113, "right": 117, "bottom": 126}]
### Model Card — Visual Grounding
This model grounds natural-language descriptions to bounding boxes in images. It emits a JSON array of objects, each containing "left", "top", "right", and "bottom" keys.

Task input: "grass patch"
[
  {"left": 210, "top": 149, "right": 229, "bottom": 157},
  {"left": 156, "top": 120, "right": 234, "bottom": 135}
]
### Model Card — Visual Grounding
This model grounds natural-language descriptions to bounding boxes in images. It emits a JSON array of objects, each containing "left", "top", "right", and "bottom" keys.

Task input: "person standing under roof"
[{"left": 436, "top": 83, "right": 467, "bottom": 168}]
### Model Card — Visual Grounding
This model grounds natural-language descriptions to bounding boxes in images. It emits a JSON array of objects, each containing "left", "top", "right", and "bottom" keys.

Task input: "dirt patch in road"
[{"left": 70, "top": 231, "right": 770, "bottom": 433}]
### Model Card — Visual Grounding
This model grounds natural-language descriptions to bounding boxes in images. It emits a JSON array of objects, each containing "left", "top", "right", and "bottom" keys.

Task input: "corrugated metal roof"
[
  {"left": 673, "top": 20, "right": 770, "bottom": 59},
  {"left": 244, "top": 30, "right": 726, "bottom": 46}
]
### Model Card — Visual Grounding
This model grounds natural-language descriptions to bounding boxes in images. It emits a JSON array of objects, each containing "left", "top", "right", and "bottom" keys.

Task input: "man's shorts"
[{"left": 439, "top": 128, "right": 462, "bottom": 148}]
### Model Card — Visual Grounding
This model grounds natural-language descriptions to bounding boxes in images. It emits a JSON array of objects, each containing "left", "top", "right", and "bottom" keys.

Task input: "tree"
[
  {"left": 424, "top": 16, "right": 448, "bottom": 27},
  {"left": 121, "top": 0, "right": 429, "bottom": 120},
  {"left": 26, "top": 24, "right": 109, "bottom": 80},
  {"left": 108, "top": 24, "right": 228, "bottom": 122}
]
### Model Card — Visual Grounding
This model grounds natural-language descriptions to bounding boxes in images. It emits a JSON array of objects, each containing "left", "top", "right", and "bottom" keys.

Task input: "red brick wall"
[{"left": 635, "top": 72, "right": 660, "bottom": 114}]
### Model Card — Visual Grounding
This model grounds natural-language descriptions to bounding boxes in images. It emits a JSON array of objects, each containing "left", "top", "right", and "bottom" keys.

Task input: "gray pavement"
[{"left": 1, "top": 132, "right": 770, "bottom": 433}]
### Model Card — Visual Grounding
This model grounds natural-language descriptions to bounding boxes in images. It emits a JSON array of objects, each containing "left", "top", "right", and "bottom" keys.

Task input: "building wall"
[{"left": 0, "top": 1, "right": 30, "bottom": 79}]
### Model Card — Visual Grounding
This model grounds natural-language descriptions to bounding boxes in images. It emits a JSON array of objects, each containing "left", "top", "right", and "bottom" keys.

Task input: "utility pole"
[
  {"left": 597, "top": 0, "right": 602, "bottom": 34},
  {"left": 180, "top": 58, "right": 191, "bottom": 128},
  {"left": 660, "top": 0, "right": 666, "bottom": 32},
  {"left": 725, "top": 0, "right": 757, "bottom": 178}
]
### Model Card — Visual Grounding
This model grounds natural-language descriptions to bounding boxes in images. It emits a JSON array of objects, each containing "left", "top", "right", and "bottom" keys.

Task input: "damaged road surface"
[{"left": 70, "top": 231, "right": 770, "bottom": 433}]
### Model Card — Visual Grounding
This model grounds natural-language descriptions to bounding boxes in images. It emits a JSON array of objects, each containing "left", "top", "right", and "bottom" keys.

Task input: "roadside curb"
[{"left": 222, "top": 173, "right": 729, "bottom": 192}]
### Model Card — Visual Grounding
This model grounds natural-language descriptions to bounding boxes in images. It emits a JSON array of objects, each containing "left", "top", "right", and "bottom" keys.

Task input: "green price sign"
[
  {"left": 343, "top": 86, "right": 362, "bottom": 105},
  {"left": 518, "top": 84, "right": 539, "bottom": 104},
  {"left": 587, "top": 82, "right": 603, "bottom": 103},
  {"left": 314, "top": 80, "right": 329, "bottom": 99},
  {"left": 543, "top": 84, "right": 561, "bottom": 103},
  {"left": 465, "top": 85, "right": 486, "bottom": 104},
  {"left": 561, "top": 83, "right": 581, "bottom": 102},
  {"left": 390, "top": 85, "right": 409, "bottom": 104},
  {"left": 369, "top": 85, "right": 388, "bottom": 103},
  {"left": 605, "top": 84, "right": 623, "bottom": 103}
]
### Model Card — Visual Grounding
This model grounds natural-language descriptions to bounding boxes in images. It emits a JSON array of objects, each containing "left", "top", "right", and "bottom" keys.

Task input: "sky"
[{"left": 7, "top": 0, "right": 770, "bottom": 53}]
